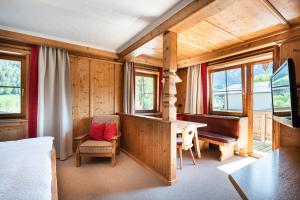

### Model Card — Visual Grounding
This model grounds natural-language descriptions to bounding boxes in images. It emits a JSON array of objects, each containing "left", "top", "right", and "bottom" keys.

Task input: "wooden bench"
[
  {"left": 178, "top": 114, "right": 248, "bottom": 161},
  {"left": 198, "top": 131, "right": 237, "bottom": 161}
]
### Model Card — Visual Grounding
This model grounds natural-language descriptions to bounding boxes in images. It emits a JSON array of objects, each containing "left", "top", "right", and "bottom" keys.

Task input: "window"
[
  {"left": 135, "top": 71, "right": 158, "bottom": 112},
  {"left": 0, "top": 55, "right": 25, "bottom": 117},
  {"left": 253, "top": 61, "right": 273, "bottom": 111},
  {"left": 211, "top": 67, "right": 244, "bottom": 113}
]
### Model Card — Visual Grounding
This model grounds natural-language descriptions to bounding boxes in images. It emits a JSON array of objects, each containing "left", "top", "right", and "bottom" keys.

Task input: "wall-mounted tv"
[{"left": 271, "top": 58, "right": 300, "bottom": 128}]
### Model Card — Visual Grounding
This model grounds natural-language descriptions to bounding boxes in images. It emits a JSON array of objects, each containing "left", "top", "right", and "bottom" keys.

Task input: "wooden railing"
[
  {"left": 253, "top": 111, "right": 272, "bottom": 142},
  {"left": 119, "top": 113, "right": 177, "bottom": 185}
]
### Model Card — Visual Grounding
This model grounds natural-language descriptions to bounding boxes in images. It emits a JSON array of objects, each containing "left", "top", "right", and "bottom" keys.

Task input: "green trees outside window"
[{"left": 0, "top": 59, "right": 21, "bottom": 114}]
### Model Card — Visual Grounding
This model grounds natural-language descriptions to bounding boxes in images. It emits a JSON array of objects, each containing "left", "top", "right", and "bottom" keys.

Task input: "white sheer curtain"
[
  {"left": 123, "top": 62, "right": 135, "bottom": 114},
  {"left": 184, "top": 64, "right": 203, "bottom": 114},
  {"left": 37, "top": 46, "right": 73, "bottom": 160}
]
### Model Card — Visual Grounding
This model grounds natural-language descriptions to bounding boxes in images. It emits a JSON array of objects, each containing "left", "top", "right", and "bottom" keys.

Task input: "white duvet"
[{"left": 0, "top": 137, "right": 54, "bottom": 200}]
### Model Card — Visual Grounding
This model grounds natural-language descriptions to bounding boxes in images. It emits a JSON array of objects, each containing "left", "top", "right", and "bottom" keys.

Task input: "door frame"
[{"left": 246, "top": 59, "right": 273, "bottom": 156}]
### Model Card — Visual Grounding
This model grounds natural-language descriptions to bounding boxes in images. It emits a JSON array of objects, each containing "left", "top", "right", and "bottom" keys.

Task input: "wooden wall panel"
[
  {"left": 71, "top": 56, "right": 123, "bottom": 149},
  {"left": 114, "top": 64, "right": 123, "bottom": 113},
  {"left": 280, "top": 124, "right": 300, "bottom": 148},
  {"left": 71, "top": 56, "right": 90, "bottom": 139},
  {"left": 120, "top": 114, "right": 177, "bottom": 185},
  {"left": 0, "top": 119, "right": 28, "bottom": 141},
  {"left": 278, "top": 38, "right": 300, "bottom": 147},
  {"left": 176, "top": 68, "right": 187, "bottom": 113},
  {"left": 280, "top": 39, "right": 300, "bottom": 85},
  {"left": 91, "top": 60, "right": 115, "bottom": 115}
]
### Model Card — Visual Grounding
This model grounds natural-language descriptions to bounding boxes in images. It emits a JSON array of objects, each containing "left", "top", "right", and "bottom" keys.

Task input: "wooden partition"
[
  {"left": 71, "top": 56, "right": 123, "bottom": 150},
  {"left": 119, "top": 113, "right": 177, "bottom": 185}
]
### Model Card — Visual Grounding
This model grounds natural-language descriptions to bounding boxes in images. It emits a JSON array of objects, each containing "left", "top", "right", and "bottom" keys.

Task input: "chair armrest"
[
  {"left": 111, "top": 132, "right": 122, "bottom": 140},
  {"left": 74, "top": 133, "right": 89, "bottom": 141}
]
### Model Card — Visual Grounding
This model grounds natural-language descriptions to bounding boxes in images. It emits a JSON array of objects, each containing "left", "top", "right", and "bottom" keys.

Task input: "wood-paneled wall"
[
  {"left": 0, "top": 119, "right": 28, "bottom": 141},
  {"left": 278, "top": 38, "right": 300, "bottom": 148},
  {"left": 176, "top": 68, "right": 187, "bottom": 113},
  {"left": 119, "top": 113, "right": 177, "bottom": 185},
  {"left": 71, "top": 56, "right": 123, "bottom": 145}
]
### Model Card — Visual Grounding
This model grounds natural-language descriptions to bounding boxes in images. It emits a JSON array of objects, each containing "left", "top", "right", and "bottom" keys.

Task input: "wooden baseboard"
[{"left": 121, "top": 148, "right": 176, "bottom": 186}]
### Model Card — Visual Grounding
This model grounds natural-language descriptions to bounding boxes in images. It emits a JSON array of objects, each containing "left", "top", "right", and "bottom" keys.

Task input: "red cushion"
[
  {"left": 104, "top": 123, "right": 118, "bottom": 141},
  {"left": 89, "top": 122, "right": 106, "bottom": 140}
]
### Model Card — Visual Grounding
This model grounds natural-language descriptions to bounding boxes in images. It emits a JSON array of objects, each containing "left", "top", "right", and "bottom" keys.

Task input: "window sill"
[
  {"left": 135, "top": 112, "right": 161, "bottom": 115},
  {"left": 209, "top": 111, "right": 246, "bottom": 117}
]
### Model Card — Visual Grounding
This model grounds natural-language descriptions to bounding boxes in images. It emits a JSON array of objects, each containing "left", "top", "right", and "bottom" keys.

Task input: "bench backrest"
[{"left": 180, "top": 114, "right": 240, "bottom": 139}]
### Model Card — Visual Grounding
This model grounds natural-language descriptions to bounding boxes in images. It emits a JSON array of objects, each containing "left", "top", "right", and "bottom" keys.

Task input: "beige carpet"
[{"left": 57, "top": 150, "right": 244, "bottom": 200}]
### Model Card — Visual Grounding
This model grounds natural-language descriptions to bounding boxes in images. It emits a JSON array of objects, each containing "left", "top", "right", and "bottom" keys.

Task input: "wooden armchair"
[{"left": 74, "top": 115, "right": 121, "bottom": 167}]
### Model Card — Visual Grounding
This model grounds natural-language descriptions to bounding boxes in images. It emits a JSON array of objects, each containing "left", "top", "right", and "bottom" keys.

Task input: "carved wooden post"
[{"left": 162, "top": 31, "right": 177, "bottom": 121}]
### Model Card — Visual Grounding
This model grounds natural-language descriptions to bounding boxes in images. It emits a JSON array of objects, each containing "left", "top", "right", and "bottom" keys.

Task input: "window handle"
[{"left": 21, "top": 88, "right": 24, "bottom": 96}]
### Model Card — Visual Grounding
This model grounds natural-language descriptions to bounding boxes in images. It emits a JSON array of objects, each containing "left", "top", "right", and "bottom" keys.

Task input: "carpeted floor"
[{"left": 57, "top": 150, "right": 246, "bottom": 200}]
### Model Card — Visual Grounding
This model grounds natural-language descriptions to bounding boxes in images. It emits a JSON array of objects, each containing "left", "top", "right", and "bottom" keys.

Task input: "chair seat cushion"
[
  {"left": 198, "top": 131, "right": 237, "bottom": 143},
  {"left": 79, "top": 140, "right": 112, "bottom": 154}
]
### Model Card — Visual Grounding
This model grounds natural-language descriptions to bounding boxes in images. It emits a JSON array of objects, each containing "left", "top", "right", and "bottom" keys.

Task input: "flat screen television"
[{"left": 271, "top": 58, "right": 300, "bottom": 127}]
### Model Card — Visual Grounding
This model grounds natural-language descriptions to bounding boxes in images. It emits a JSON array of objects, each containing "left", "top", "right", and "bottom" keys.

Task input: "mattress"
[{"left": 0, "top": 137, "right": 54, "bottom": 200}]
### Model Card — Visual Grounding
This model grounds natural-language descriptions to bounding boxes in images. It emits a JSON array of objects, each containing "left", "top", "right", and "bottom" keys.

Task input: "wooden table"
[
  {"left": 175, "top": 120, "right": 207, "bottom": 159},
  {"left": 229, "top": 147, "right": 300, "bottom": 200}
]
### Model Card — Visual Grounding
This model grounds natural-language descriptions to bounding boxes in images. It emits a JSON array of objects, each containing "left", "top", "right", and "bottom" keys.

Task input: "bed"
[{"left": 0, "top": 137, "right": 58, "bottom": 200}]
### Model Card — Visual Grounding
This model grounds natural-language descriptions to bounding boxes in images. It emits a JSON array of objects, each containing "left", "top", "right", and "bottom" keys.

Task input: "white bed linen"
[{"left": 0, "top": 137, "right": 54, "bottom": 200}]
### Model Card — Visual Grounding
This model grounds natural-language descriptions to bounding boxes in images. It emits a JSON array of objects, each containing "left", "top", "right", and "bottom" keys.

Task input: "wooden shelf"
[{"left": 273, "top": 115, "right": 295, "bottom": 128}]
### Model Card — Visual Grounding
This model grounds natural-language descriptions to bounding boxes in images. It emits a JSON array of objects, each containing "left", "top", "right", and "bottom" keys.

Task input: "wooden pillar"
[{"left": 162, "top": 31, "right": 177, "bottom": 121}]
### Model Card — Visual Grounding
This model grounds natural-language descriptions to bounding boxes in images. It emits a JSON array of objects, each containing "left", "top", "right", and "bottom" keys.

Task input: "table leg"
[{"left": 193, "top": 135, "right": 201, "bottom": 158}]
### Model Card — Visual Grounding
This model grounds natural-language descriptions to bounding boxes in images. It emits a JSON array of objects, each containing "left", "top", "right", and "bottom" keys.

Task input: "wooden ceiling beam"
[
  {"left": 118, "top": 0, "right": 216, "bottom": 61},
  {"left": 177, "top": 26, "right": 300, "bottom": 68},
  {"left": 0, "top": 29, "right": 119, "bottom": 60},
  {"left": 259, "top": 0, "right": 291, "bottom": 27},
  {"left": 130, "top": 55, "right": 163, "bottom": 67}
]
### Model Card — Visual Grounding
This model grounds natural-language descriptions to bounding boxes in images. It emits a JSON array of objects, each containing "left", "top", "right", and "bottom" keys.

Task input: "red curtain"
[
  {"left": 158, "top": 68, "right": 163, "bottom": 112},
  {"left": 201, "top": 63, "right": 208, "bottom": 114},
  {"left": 28, "top": 46, "right": 39, "bottom": 138}
]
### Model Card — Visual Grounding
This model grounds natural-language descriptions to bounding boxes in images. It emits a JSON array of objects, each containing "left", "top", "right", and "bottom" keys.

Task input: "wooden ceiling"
[{"left": 134, "top": 0, "right": 300, "bottom": 66}]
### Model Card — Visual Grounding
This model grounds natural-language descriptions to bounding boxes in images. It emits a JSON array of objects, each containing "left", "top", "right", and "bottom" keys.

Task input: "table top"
[
  {"left": 229, "top": 147, "right": 300, "bottom": 200},
  {"left": 175, "top": 120, "right": 206, "bottom": 133}
]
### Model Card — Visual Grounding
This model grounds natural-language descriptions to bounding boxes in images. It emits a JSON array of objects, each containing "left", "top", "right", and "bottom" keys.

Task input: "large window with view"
[
  {"left": 211, "top": 67, "right": 244, "bottom": 113},
  {"left": 0, "top": 56, "right": 24, "bottom": 117},
  {"left": 135, "top": 72, "right": 158, "bottom": 112}
]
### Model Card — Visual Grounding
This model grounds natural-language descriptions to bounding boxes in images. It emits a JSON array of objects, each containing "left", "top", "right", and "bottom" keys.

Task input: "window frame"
[
  {"left": 251, "top": 59, "right": 274, "bottom": 112},
  {"left": 134, "top": 69, "right": 159, "bottom": 113},
  {"left": 208, "top": 65, "right": 246, "bottom": 116},
  {"left": 0, "top": 54, "right": 26, "bottom": 118}
]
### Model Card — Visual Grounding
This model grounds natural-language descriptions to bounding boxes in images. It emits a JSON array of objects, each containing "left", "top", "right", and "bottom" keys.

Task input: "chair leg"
[
  {"left": 179, "top": 147, "right": 183, "bottom": 169},
  {"left": 116, "top": 140, "right": 120, "bottom": 155},
  {"left": 189, "top": 148, "right": 196, "bottom": 165},
  {"left": 76, "top": 150, "right": 81, "bottom": 167},
  {"left": 111, "top": 153, "right": 116, "bottom": 167}
]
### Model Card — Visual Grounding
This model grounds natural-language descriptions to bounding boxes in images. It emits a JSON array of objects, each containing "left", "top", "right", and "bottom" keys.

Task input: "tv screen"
[
  {"left": 271, "top": 63, "right": 291, "bottom": 115},
  {"left": 271, "top": 58, "right": 299, "bottom": 127}
]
